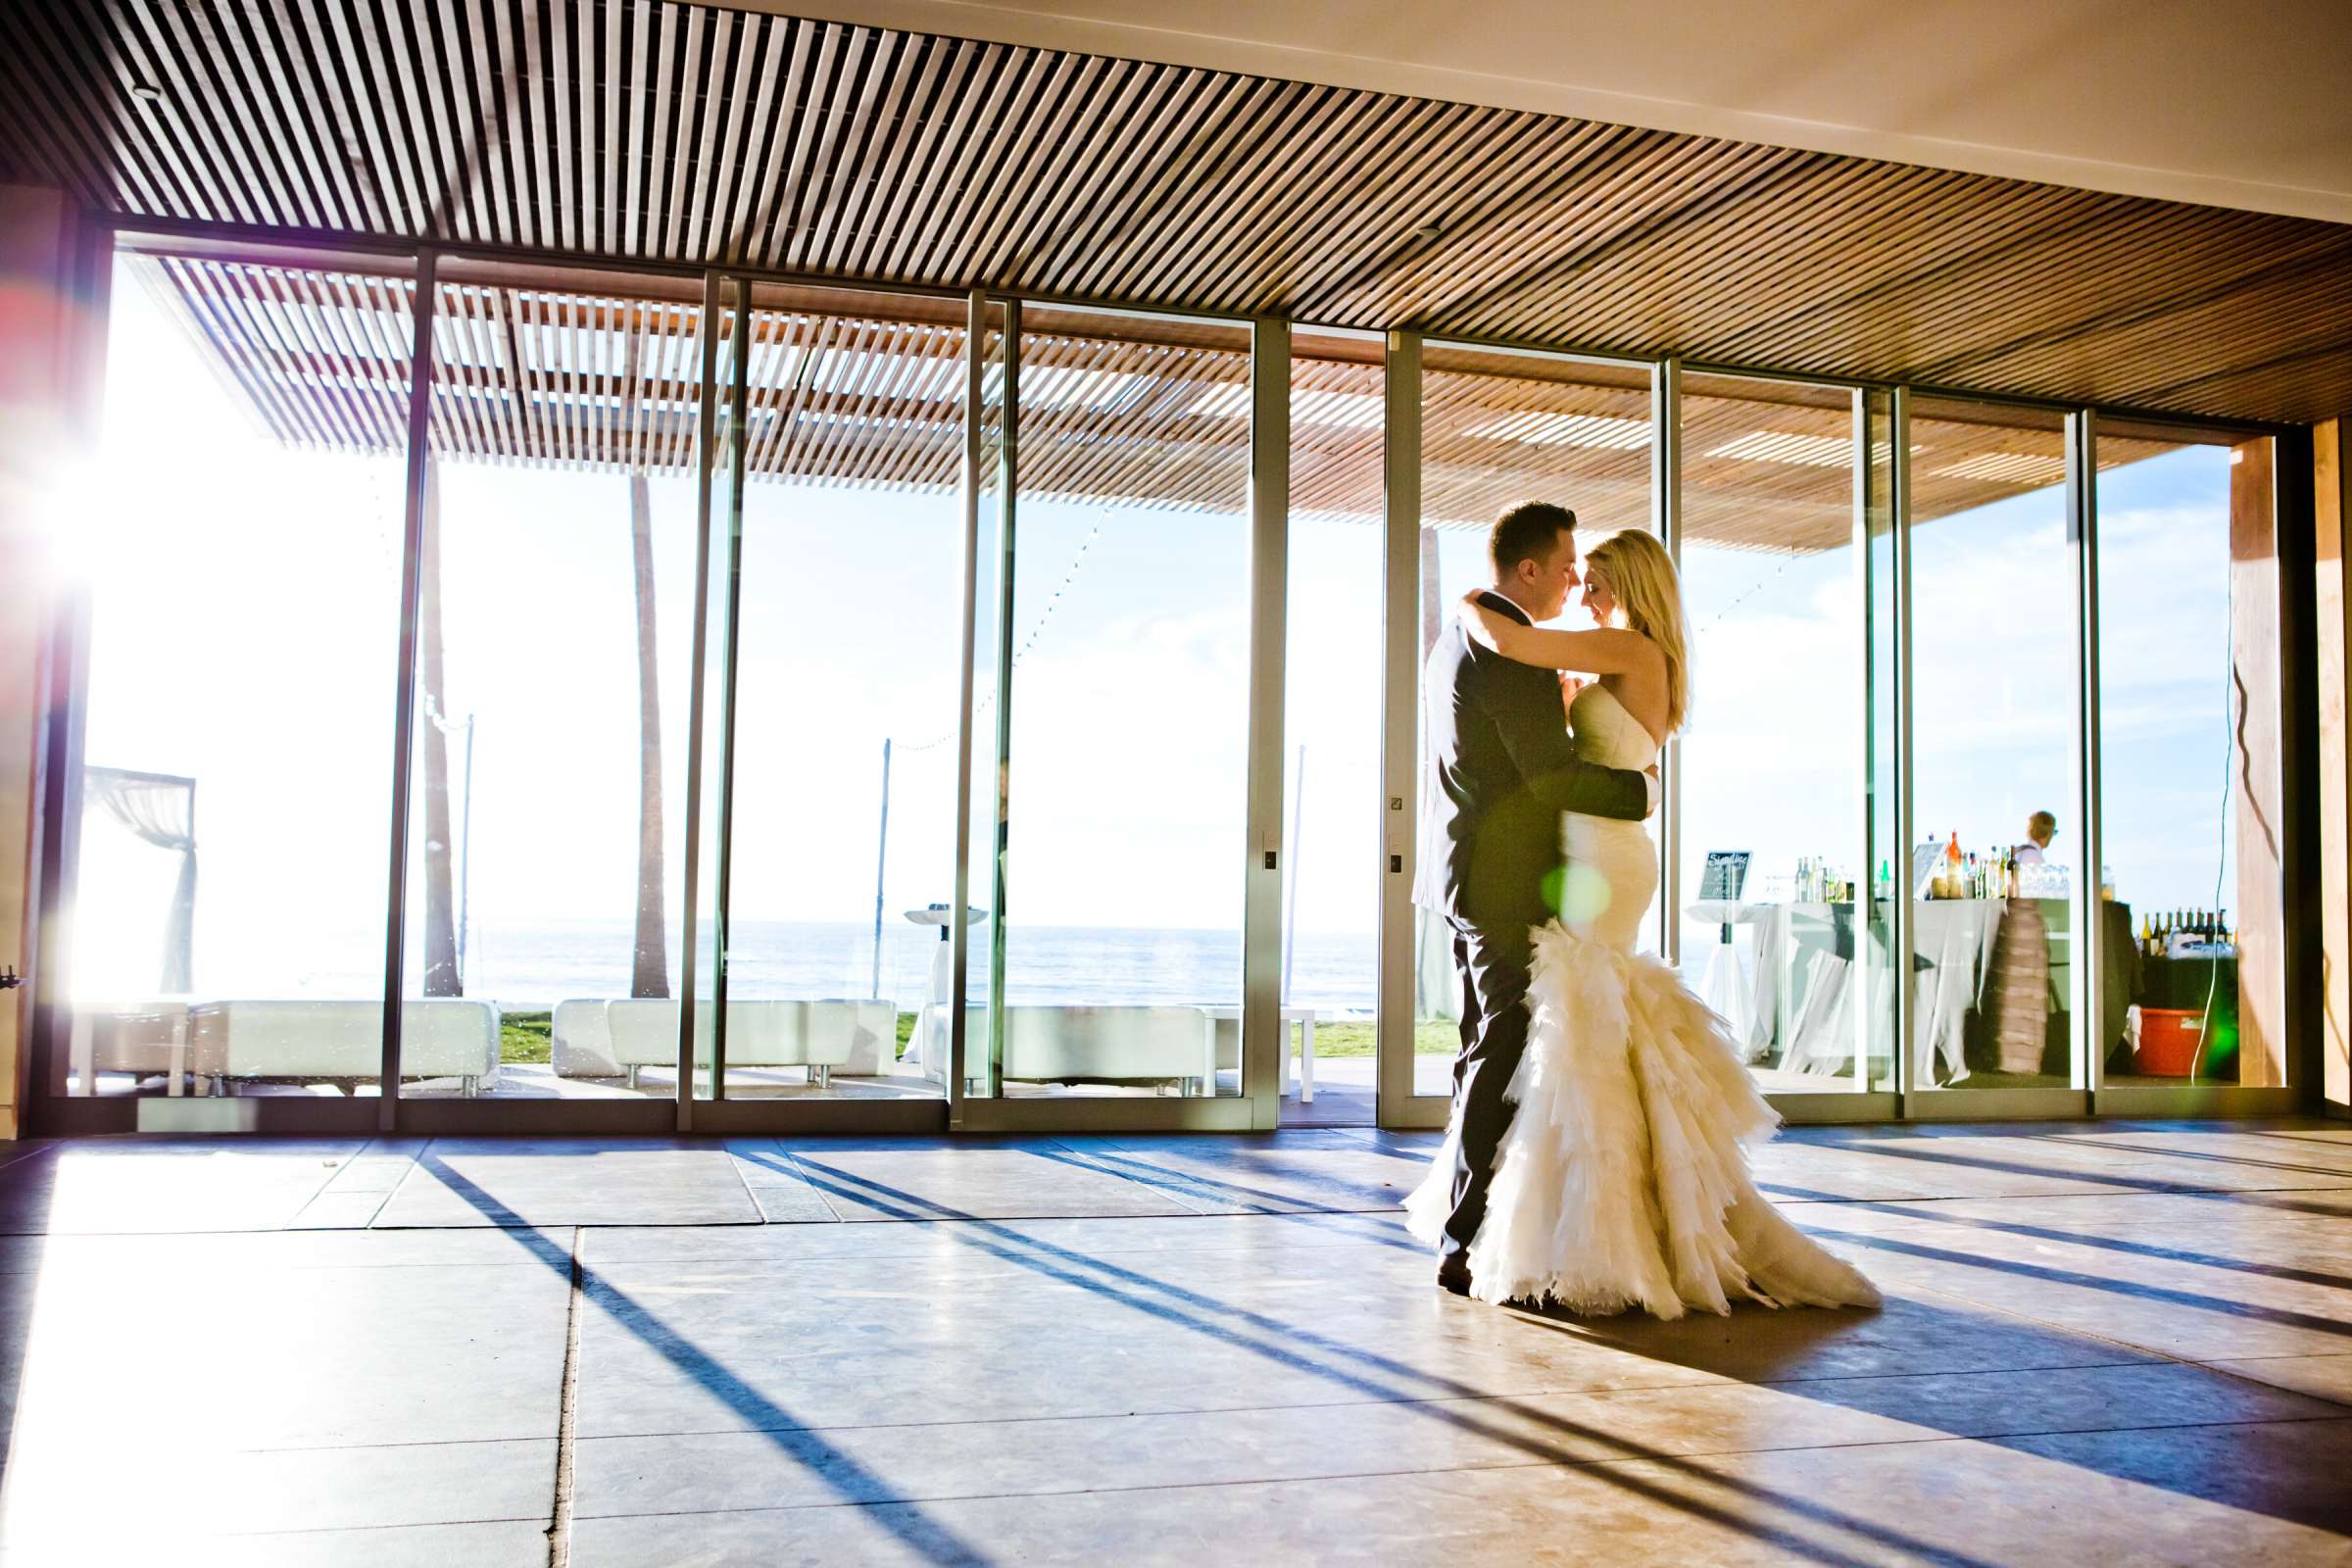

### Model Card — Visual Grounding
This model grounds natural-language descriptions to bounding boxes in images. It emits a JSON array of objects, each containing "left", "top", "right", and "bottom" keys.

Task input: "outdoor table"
[
  {"left": 1682, "top": 901, "right": 1861, "bottom": 1071},
  {"left": 1683, "top": 898, "right": 2134, "bottom": 1082},
  {"left": 1199, "top": 1007, "right": 1320, "bottom": 1100}
]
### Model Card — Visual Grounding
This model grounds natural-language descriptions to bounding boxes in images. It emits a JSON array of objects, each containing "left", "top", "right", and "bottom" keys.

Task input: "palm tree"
[
  {"left": 622, "top": 320, "right": 669, "bottom": 1000},
  {"left": 417, "top": 457, "right": 461, "bottom": 996},
  {"left": 628, "top": 462, "right": 669, "bottom": 999}
]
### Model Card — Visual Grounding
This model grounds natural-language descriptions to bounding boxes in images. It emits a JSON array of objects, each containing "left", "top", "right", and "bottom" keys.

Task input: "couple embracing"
[{"left": 1404, "top": 502, "right": 1880, "bottom": 1320}]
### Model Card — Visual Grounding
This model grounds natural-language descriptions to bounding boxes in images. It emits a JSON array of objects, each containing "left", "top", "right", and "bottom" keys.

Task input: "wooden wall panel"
[
  {"left": 2232, "top": 437, "right": 2287, "bottom": 1088},
  {"left": 2319, "top": 418, "right": 2352, "bottom": 1111},
  {"left": 0, "top": 186, "right": 87, "bottom": 1136}
]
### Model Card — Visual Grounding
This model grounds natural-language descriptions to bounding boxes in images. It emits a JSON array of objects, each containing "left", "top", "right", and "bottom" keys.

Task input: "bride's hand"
[
  {"left": 1558, "top": 670, "right": 1586, "bottom": 720},
  {"left": 1458, "top": 591, "right": 1510, "bottom": 652}
]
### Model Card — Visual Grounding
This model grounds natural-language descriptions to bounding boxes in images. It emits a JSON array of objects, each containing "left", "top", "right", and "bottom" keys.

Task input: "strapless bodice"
[{"left": 1569, "top": 683, "right": 1661, "bottom": 770}]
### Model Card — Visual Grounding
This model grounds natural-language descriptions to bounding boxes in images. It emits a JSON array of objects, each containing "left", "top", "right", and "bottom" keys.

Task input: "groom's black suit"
[{"left": 1415, "top": 590, "right": 1650, "bottom": 1273}]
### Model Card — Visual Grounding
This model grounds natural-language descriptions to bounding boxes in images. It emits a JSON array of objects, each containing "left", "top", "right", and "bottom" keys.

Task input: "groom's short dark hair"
[{"left": 1490, "top": 502, "right": 1577, "bottom": 574}]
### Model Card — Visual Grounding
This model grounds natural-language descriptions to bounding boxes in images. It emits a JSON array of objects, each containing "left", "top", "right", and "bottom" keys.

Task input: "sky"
[{"left": 69, "top": 262, "right": 2244, "bottom": 1003}]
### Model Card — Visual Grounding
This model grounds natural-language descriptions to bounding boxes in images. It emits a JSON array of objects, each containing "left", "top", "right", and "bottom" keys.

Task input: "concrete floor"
[{"left": 0, "top": 1122, "right": 2345, "bottom": 1565}]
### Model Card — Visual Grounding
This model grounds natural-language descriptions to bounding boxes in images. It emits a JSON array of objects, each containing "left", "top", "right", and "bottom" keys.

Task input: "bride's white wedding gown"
[{"left": 1406, "top": 683, "right": 1881, "bottom": 1319}]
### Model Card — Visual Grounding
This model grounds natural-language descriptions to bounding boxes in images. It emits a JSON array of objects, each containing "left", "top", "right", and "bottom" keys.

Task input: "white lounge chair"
[
  {"left": 838, "top": 1000, "right": 901, "bottom": 1076},
  {"left": 185, "top": 999, "right": 501, "bottom": 1096},
  {"left": 550, "top": 999, "right": 622, "bottom": 1078}
]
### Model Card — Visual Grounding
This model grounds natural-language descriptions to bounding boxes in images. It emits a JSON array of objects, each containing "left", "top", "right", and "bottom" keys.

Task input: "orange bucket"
[{"left": 2132, "top": 1007, "right": 2205, "bottom": 1077}]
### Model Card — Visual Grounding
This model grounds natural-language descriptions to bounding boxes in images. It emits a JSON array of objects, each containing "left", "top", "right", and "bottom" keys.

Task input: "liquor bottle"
[{"left": 2139, "top": 914, "right": 2155, "bottom": 958}]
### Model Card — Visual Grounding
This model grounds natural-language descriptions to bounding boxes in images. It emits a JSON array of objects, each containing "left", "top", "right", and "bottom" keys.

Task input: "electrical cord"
[{"left": 2192, "top": 570, "right": 2233, "bottom": 1082}]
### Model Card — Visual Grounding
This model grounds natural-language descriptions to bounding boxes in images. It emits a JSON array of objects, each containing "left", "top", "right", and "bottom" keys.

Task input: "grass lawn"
[
  {"left": 499, "top": 1008, "right": 920, "bottom": 1066},
  {"left": 1312, "top": 1020, "right": 1458, "bottom": 1057},
  {"left": 502, "top": 1010, "right": 553, "bottom": 1064},
  {"left": 496, "top": 1009, "right": 1454, "bottom": 1065}
]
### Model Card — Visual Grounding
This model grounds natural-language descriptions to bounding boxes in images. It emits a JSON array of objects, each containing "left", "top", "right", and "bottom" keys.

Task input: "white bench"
[
  {"left": 185, "top": 999, "right": 501, "bottom": 1096},
  {"left": 68, "top": 1002, "right": 194, "bottom": 1096},
  {"left": 555, "top": 998, "right": 900, "bottom": 1083},
  {"left": 918, "top": 1004, "right": 1220, "bottom": 1093},
  {"left": 598, "top": 999, "right": 865, "bottom": 1090}
]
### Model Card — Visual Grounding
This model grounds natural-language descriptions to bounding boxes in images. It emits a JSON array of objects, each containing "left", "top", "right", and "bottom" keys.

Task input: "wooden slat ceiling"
[
  {"left": 6, "top": 3, "right": 2347, "bottom": 426},
  {"left": 141, "top": 254, "right": 2189, "bottom": 554}
]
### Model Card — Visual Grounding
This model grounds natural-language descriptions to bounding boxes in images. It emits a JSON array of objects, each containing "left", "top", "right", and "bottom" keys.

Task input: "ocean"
[{"left": 452, "top": 916, "right": 1379, "bottom": 1014}]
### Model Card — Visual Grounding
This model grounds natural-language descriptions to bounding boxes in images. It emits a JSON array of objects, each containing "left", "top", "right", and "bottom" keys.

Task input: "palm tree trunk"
[
  {"left": 418, "top": 458, "right": 462, "bottom": 996},
  {"left": 629, "top": 467, "right": 669, "bottom": 999}
]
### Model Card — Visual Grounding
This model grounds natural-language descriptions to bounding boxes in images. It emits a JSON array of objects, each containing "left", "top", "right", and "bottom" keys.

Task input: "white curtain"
[{"left": 84, "top": 766, "right": 197, "bottom": 994}]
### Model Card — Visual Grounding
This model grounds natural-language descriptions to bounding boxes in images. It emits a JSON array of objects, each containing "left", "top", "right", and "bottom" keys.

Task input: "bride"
[{"left": 1404, "top": 528, "right": 1879, "bottom": 1320}]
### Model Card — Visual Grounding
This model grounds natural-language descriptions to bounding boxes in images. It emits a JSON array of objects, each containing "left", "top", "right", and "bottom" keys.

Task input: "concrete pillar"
[{"left": 0, "top": 185, "right": 96, "bottom": 1137}]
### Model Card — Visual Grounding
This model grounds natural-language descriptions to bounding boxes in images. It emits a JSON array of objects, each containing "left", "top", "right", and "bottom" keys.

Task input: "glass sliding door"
[
  {"left": 962, "top": 304, "right": 1254, "bottom": 1102},
  {"left": 688, "top": 279, "right": 744, "bottom": 1106},
  {"left": 395, "top": 259, "right": 706, "bottom": 1101},
  {"left": 61, "top": 242, "right": 413, "bottom": 1102},
  {"left": 706, "top": 282, "right": 969, "bottom": 1102},
  {"left": 2093, "top": 422, "right": 2285, "bottom": 1099},
  {"left": 1676, "top": 374, "right": 1879, "bottom": 1096},
  {"left": 1905, "top": 397, "right": 2084, "bottom": 1101},
  {"left": 1281, "top": 327, "right": 1385, "bottom": 1125},
  {"left": 1863, "top": 388, "right": 1900, "bottom": 1096},
  {"left": 1410, "top": 344, "right": 1654, "bottom": 1108}
]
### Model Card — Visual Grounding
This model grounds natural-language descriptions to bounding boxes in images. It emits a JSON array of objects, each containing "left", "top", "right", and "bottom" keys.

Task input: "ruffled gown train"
[{"left": 1406, "top": 684, "right": 1880, "bottom": 1319}]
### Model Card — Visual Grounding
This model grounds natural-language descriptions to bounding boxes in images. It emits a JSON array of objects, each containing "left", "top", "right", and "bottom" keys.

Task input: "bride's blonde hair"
[{"left": 1585, "top": 528, "right": 1690, "bottom": 732}]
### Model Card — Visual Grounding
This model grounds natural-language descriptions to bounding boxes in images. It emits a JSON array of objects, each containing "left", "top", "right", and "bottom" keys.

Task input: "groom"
[{"left": 1416, "top": 502, "right": 1657, "bottom": 1297}]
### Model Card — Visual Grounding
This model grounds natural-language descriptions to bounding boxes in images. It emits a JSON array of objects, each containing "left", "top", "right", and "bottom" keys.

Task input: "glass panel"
[
  {"left": 2095, "top": 425, "right": 2280, "bottom": 1088},
  {"left": 960, "top": 304, "right": 1005, "bottom": 1099},
  {"left": 712, "top": 282, "right": 972, "bottom": 1101},
  {"left": 1907, "top": 398, "right": 2080, "bottom": 1093},
  {"left": 1412, "top": 344, "right": 1654, "bottom": 1100},
  {"left": 1677, "top": 374, "right": 1868, "bottom": 1094},
  {"left": 1862, "top": 388, "right": 1899, "bottom": 1092},
  {"left": 965, "top": 303, "right": 1253, "bottom": 1100},
  {"left": 1282, "top": 327, "right": 1385, "bottom": 1126},
  {"left": 397, "top": 259, "right": 707, "bottom": 1100},
  {"left": 688, "top": 281, "right": 742, "bottom": 1102},
  {"left": 63, "top": 245, "right": 411, "bottom": 1099}
]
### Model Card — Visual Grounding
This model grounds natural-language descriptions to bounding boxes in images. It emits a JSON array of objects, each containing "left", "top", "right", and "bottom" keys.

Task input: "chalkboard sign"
[{"left": 1699, "top": 851, "right": 1750, "bottom": 902}]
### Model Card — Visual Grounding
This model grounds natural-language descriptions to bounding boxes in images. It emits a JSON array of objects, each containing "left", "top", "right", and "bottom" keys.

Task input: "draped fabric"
[{"left": 84, "top": 767, "right": 197, "bottom": 994}]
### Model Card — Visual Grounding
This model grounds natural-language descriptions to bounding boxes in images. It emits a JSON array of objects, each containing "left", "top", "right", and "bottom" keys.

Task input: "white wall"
[{"left": 746, "top": 0, "right": 2352, "bottom": 221}]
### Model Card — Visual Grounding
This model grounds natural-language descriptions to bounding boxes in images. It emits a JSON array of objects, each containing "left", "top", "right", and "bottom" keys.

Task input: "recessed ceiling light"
[
  {"left": 1412, "top": 222, "right": 1444, "bottom": 240},
  {"left": 129, "top": 83, "right": 163, "bottom": 102}
]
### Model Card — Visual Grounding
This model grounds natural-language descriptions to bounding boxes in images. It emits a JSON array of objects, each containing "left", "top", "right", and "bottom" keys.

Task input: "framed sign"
[{"left": 1699, "top": 851, "right": 1750, "bottom": 903}]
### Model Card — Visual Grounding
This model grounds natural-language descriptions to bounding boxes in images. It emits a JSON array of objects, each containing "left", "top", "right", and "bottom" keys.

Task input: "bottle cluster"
[
  {"left": 1923, "top": 831, "right": 2017, "bottom": 901},
  {"left": 2142, "top": 909, "right": 2233, "bottom": 958}
]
